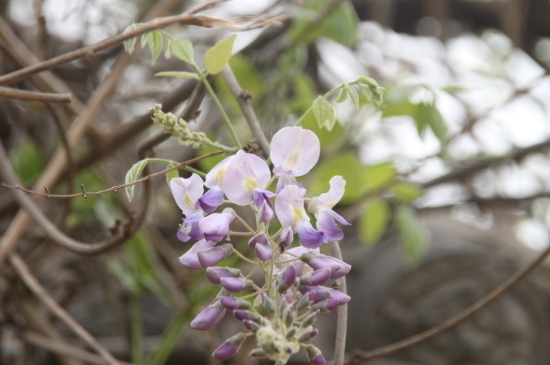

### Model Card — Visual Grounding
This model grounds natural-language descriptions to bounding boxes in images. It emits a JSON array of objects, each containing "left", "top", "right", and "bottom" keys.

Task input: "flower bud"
[
  {"left": 244, "top": 319, "right": 261, "bottom": 332},
  {"left": 300, "top": 253, "right": 351, "bottom": 279},
  {"left": 212, "top": 333, "right": 247, "bottom": 359},
  {"left": 199, "top": 209, "right": 236, "bottom": 242},
  {"left": 306, "top": 345, "right": 326, "bottom": 364},
  {"left": 250, "top": 348, "right": 266, "bottom": 358},
  {"left": 285, "top": 326, "right": 298, "bottom": 339},
  {"left": 299, "top": 268, "right": 331, "bottom": 286},
  {"left": 299, "top": 286, "right": 331, "bottom": 302},
  {"left": 233, "top": 310, "right": 262, "bottom": 322},
  {"left": 190, "top": 302, "right": 225, "bottom": 330},
  {"left": 206, "top": 267, "right": 241, "bottom": 284},
  {"left": 296, "top": 292, "right": 314, "bottom": 311},
  {"left": 325, "top": 289, "right": 351, "bottom": 311},
  {"left": 311, "top": 299, "right": 329, "bottom": 312},
  {"left": 197, "top": 244, "right": 233, "bottom": 268},
  {"left": 301, "top": 310, "right": 319, "bottom": 327},
  {"left": 220, "top": 297, "right": 251, "bottom": 310},
  {"left": 297, "top": 326, "right": 317, "bottom": 343},
  {"left": 278, "top": 261, "right": 301, "bottom": 293},
  {"left": 220, "top": 277, "right": 253, "bottom": 293},
  {"left": 280, "top": 226, "right": 294, "bottom": 247},
  {"left": 261, "top": 292, "right": 276, "bottom": 313}
]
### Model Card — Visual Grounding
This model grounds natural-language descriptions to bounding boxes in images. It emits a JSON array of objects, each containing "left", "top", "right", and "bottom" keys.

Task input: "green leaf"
[
  {"left": 309, "top": 152, "right": 362, "bottom": 204},
  {"left": 389, "top": 182, "right": 423, "bottom": 202},
  {"left": 122, "top": 23, "right": 144, "bottom": 53},
  {"left": 148, "top": 30, "right": 163, "bottom": 64},
  {"left": 155, "top": 71, "right": 200, "bottom": 80},
  {"left": 361, "top": 162, "right": 397, "bottom": 195},
  {"left": 414, "top": 103, "right": 448, "bottom": 142},
  {"left": 334, "top": 88, "right": 348, "bottom": 103},
  {"left": 343, "top": 83, "right": 359, "bottom": 107},
  {"left": 204, "top": 35, "right": 236, "bottom": 75},
  {"left": 169, "top": 38, "right": 195, "bottom": 65},
  {"left": 312, "top": 96, "right": 336, "bottom": 130},
  {"left": 165, "top": 162, "right": 180, "bottom": 185},
  {"left": 10, "top": 138, "right": 44, "bottom": 184},
  {"left": 395, "top": 205, "right": 430, "bottom": 262},
  {"left": 357, "top": 76, "right": 384, "bottom": 106},
  {"left": 360, "top": 198, "right": 390, "bottom": 244},
  {"left": 125, "top": 159, "right": 149, "bottom": 201}
]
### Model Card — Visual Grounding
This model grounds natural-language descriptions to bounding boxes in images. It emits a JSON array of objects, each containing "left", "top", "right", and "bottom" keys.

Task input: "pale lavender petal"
[
  {"left": 255, "top": 242, "right": 273, "bottom": 262},
  {"left": 179, "top": 239, "right": 214, "bottom": 269},
  {"left": 303, "top": 254, "right": 351, "bottom": 279},
  {"left": 170, "top": 175, "right": 204, "bottom": 216},
  {"left": 190, "top": 303, "right": 225, "bottom": 330},
  {"left": 275, "top": 185, "right": 309, "bottom": 228},
  {"left": 222, "top": 152, "right": 271, "bottom": 206},
  {"left": 316, "top": 210, "right": 344, "bottom": 242},
  {"left": 205, "top": 154, "right": 237, "bottom": 188},
  {"left": 248, "top": 233, "right": 268, "bottom": 248},
  {"left": 280, "top": 226, "right": 294, "bottom": 247},
  {"left": 220, "top": 277, "right": 250, "bottom": 293},
  {"left": 206, "top": 267, "right": 240, "bottom": 284},
  {"left": 270, "top": 127, "right": 320, "bottom": 176},
  {"left": 199, "top": 210, "right": 235, "bottom": 242},
  {"left": 301, "top": 268, "right": 331, "bottom": 286},
  {"left": 308, "top": 176, "right": 346, "bottom": 216},
  {"left": 259, "top": 202, "right": 274, "bottom": 223},
  {"left": 179, "top": 214, "right": 204, "bottom": 242},
  {"left": 297, "top": 222, "right": 325, "bottom": 249},
  {"left": 299, "top": 286, "right": 331, "bottom": 302},
  {"left": 198, "top": 186, "right": 225, "bottom": 213},
  {"left": 197, "top": 244, "right": 233, "bottom": 268},
  {"left": 325, "top": 289, "right": 351, "bottom": 311}
]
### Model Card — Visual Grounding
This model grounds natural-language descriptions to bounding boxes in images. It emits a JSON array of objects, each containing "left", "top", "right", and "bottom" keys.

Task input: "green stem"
[
  {"left": 193, "top": 65, "right": 243, "bottom": 149},
  {"left": 130, "top": 294, "right": 144, "bottom": 365}
]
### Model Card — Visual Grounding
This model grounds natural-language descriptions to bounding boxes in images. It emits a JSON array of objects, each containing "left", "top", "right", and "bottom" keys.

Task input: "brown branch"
[
  {"left": 347, "top": 241, "right": 550, "bottom": 364},
  {"left": 0, "top": 0, "right": 182, "bottom": 266},
  {"left": 21, "top": 331, "right": 134, "bottom": 365},
  {"left": 0, "top": 6, "right": 282, "bottom": 86},
  {"left": 9, "top": 253, "right": 122, "bottom": 365},
  {"left": 2, "top": 151, "right": 222, "bottom": 199},
  {"left": 0, "top": 86, "right": 74, "bottom": 103},
  {"left": 421, "top": 137, "right": 550, "bottom": 189},
  {"left": 221, "top": 66, "right": 270, "bottom": 157}
]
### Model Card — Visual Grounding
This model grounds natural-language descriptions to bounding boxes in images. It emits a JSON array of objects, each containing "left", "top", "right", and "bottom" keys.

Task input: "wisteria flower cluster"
[{"left": 170, "top": 127, "right": 351, "bottom": 365}]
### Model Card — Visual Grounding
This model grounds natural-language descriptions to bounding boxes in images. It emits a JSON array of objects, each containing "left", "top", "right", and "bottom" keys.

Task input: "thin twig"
[
  {"left": 21, "top": 331, "right": 134, "bottom": 365},
  {"left": 347, "top": 241, "right": 550, "bottom": 364},
  {"left": 9, "top": 253, "right": 122, "bottom": 365},
  {"left": 0, "top": 86, "right": 74, "bottom": 103},
  {"left": 2, "top": 151, "right": 222, "bottom": 198},
  {"left": 0, "top": 6, "right": 282, "bottom": 85},
  {"left": 221, "top": 66, "right": 270, "bottom": 156},
  {"left": 329, "top": 241, "right": 348, "bottom": 365}
]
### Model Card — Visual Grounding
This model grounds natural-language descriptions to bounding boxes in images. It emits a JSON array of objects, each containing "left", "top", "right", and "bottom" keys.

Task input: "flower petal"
[
  {"left": 205, "top": 154, "right": 237, "bottom": 188},
  {"left": 297, "top": 222, "right": 325, "bottom": 249},
  {"left": 190, "top": 302, "right": 225, "bottom": 330},
  {"left": 179, "top": 239, "right": 214, "bottom": 269},
  {"left": 222, "top": 152, "right": 271, "bottom": 206},
  {"left": 275, "top": 185, "right": 309, "bottom": 228},
  {"left": 170, "top": 174, "right": 204, "bottom": 216},
  {"left": 199, "top": 210, "right": 235, "bottom": 242},
  {"left": 270, "top": 127, "right": 320, "bottom": 176},
  {"left": 197, "top": 244, "right": 233, "bottom": 268},
  {"left": 308, "top": 176, "right": 346, "bottom": 215},
  {"left": 198, "top": 186, "right": 225, "bottom": 213}
]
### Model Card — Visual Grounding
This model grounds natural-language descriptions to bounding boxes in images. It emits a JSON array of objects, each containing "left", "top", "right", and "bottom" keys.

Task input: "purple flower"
[
  {"left": 300, "top": 268, "right": 331, "bottom": 286},
  {"left": 308, "top": 176, "right": 350, "bottom": 241},
  {"left": 220, "top": 277, "right": 252, "bottom": 293},
  {"left": 204, "top": 154, "right": 237, "bottom": 189},
  {"left": 275, "top": 185, "right": 324, "bottom": 248},
  {"left": 198, "top": 208, "right": 235, "bottom": 242},
  {"left": 170, "top": 174, "right": 204, "bottom": 216},
  {"left": 213, "top": 342, "right": 237, "bottom": 360},
  {"left": 212, "top": 333, "right": 248, "bottom": 359},
  {"left": 270, "top": 127, "right": 320, "bottom": 177},
  {"left": 179, "top": 239, "right": 214, "bottom": 269},
  {"left": 198, "top": 186, "right": 225, "bottom": 213},
  {"left": 176, "top": 214, "right": 204, "bottom": 242},
  {"left": 299, "top": 286, "right": 331, "bottom": 302},
  {"left": 325, "top": 289, "right": 351, "bottom": 311},
  {"left": 206, "top": 267, "right": 241, "bottom": 284},
  {"left": 222, "top": 151, "right": 272, "bottom": 206},
  {"left": 197, "top": 244, "right": 233, "bottom": 268},
  {"left": 248, "top": 233, "right": 273, "bottom": 262},
  {"left": 280, "top": 226, "right": 294, "bottom": 247},
  {"left": 301, "top": 253, "right": 351, "bottom": 279},
  {"left": 190, "top": 301, "right": 225, "bottom": 330}
]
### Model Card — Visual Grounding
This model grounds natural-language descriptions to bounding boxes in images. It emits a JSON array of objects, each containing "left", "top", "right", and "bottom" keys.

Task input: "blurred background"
[{"left": 2, "top": 0, "right": 550, "bottom": 364}]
